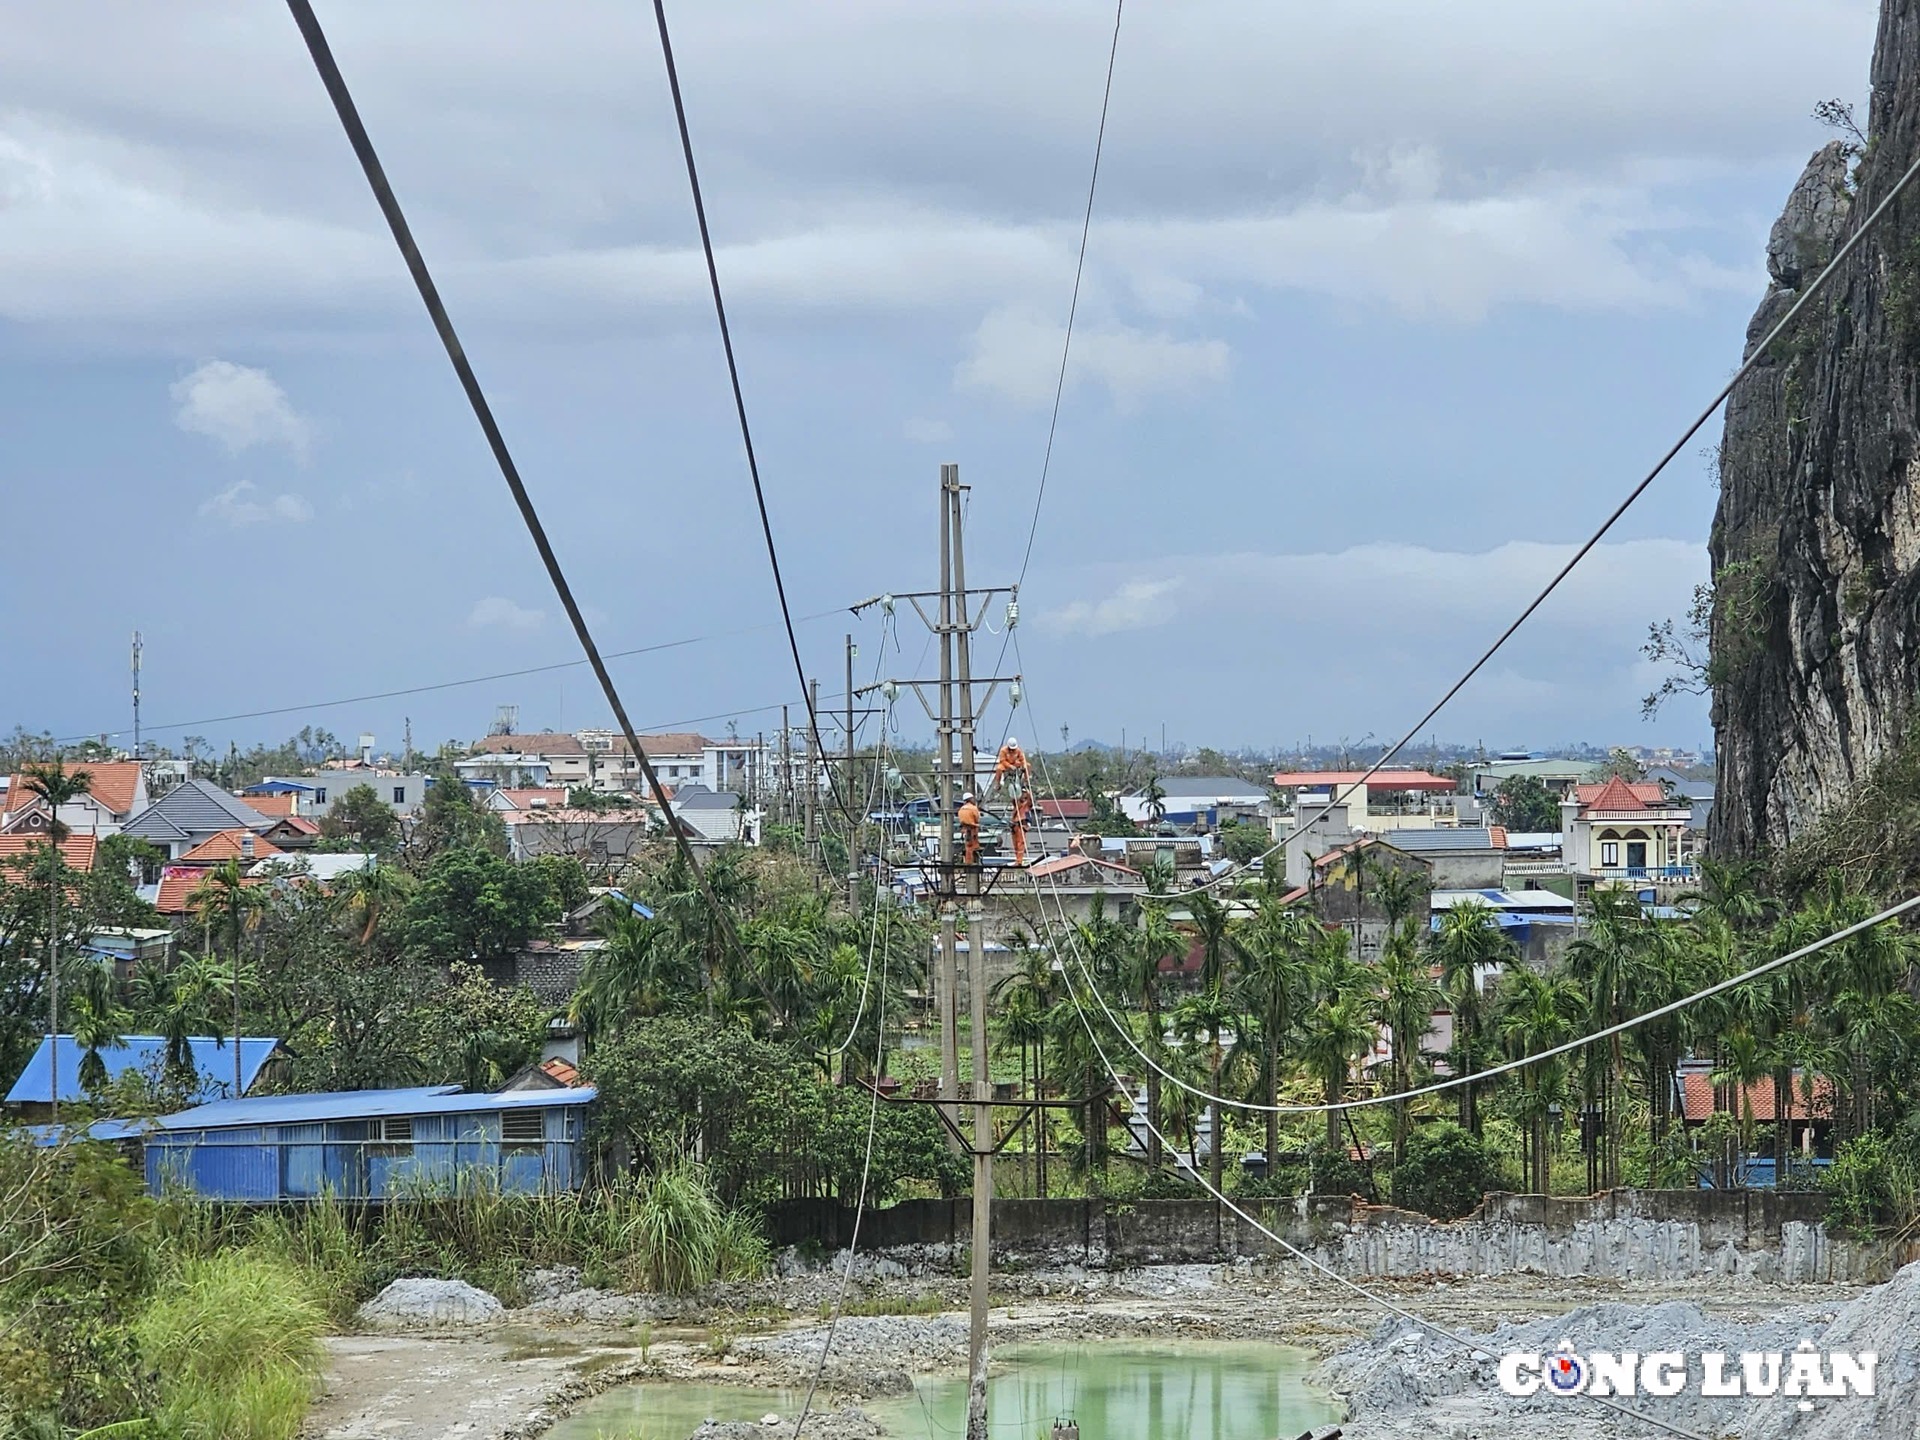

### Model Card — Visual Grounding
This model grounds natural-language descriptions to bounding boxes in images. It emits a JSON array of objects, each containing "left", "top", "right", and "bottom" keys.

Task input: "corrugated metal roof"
[
  {"left": 1380, "top": 827, "right": 1499, "bottom": 851},
  {"left": 6, "top": 1034, "right": 282, "bottom": 1105},
  {"left": 154, "top": 1083, "right": 596, "bottom": 1131}
]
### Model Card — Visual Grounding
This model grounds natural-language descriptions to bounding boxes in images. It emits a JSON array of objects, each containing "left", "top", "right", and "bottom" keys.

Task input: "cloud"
[
  {"left": 468, "top": 596, "right": 545, "bottom": 634},
  {"left": 1046, "top": 538, "right": 1703, "bottom": 638},
  {"left": 903, "top": 417, "right": 954, "bottom": 444},
  {"left": 1045, "top": 579, "right": 1183, "bottom": 638},
  {"left": 957, "top": 307, "right": 1229, "bottom": 407},
  {"left": 198, "top": 479, "right": 313, "bottom": 527},
  {"left": 171, "top": 360, "right": 311, "bottom": 458},
  {"left": 1030, "top": 537, "right": 1709, "bottom": 738}
]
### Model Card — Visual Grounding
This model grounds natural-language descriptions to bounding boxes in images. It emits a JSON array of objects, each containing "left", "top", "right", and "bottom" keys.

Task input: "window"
[
  {"left": 502, "top": 1109, "right": 545, "bottom": 1151},
  {"left": 313, "top": 788, "right": 328, "bottom": 805},
  {"left": 393, "top": 786, "right": 407, "bottom": 804},
  {"left": 379, "top": 1116, "right": 413, "bottom": 1142},
  {"left": 1601, "top": 841, "right": 1620, "bottom": 868}
]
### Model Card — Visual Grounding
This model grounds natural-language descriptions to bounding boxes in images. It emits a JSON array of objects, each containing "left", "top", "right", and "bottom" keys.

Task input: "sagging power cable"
[
  {"left": 1015, "top": 646, "right": 1920, "bottom": 1118},
  {"left": 284, "top": 0, "right": 756, "bottom": 971},
  {"left": 1050, "top": 950, "right": 1720, "bottom": 1440},
  {"left": 649, "top": 0, "right": 857, "bottom": 831},
  {"left": 1145, "top": 139, "right": 1920, "bottom": 905}
]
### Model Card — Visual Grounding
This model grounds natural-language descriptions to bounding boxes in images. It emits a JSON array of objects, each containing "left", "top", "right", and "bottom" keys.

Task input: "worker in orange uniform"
[
  {"left": 991, "top": 737, "right": 1033, "bottom": 865},
  {"left": 957, "top": 791, "right": 982, "bottom": 866}
]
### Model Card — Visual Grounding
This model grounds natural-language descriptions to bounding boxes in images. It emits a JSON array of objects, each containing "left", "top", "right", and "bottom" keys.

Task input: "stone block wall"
[{"left": 765, "top": 1189, "right": 1893, "bottom": 1284}]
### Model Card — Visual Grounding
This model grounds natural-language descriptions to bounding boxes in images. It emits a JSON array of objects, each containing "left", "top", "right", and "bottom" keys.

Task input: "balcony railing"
[{"left": 1596, "top": 865, "right": 1696, "bottom": 883}]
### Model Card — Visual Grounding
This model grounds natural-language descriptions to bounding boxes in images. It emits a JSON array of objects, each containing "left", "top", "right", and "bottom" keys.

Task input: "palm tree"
[
  {"left": 1297, "top": 950, "right": 1377, "bottom": 1151},
  {"left": 68, "top": 959, "right": 128, "bottom": 1093},
  {"left": 190, "top": 858, "right": 269, "bottom": 1097},
  {"left": 1142, "top": 771, "right": 1167, "bottom": 825},
  {"left": 1373, "top": 919, "right": 1440, "bottom": 1166},
  {"left": 572, "top": 903, "right": 694, "bottom": 1042},
  {"left": 131, "top": 951, "right": 231, "bottom": 1087},
  {"left": 22, "top": 759, "right": 92, "bottom": 1121},
  {"left": 1709, "top": 1026, "right": 1769, "bottom": 1186},
  {"left": 1494, "top": 967, "right": 1582, "bottom": 1193},
  {"left": 1233, "top": 889, "right": 1320, "bottom": 1163},
  {"left": 1045, "top": 993, "right": 1112, "bottom": 1179},
  {"left": 338, "top": 857, "right": 409, "bottom": 949},
  {"left": 1121, "top": 901, "right": 1181, "bottom": 1169},
  {"left": 993, "top": 943, "right": 1057, "bottom": 1194},
  {"left": 1171, "top": 986, "right": 1238, "bottom": 1192},
  {"left": 1565, "top": 887, "right": 1648, "bottom": 1188},
  {"left": 1429, "top": 899, "right": 1510, "bottom": 1136}
]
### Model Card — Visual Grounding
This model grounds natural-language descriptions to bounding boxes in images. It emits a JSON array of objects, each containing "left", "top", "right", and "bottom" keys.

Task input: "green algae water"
[{"left": 551, "top": 1339, "right": 1340, "bottom": 1440}]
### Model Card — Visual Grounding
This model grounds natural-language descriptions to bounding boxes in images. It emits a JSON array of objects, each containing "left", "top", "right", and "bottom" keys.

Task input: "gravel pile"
[
  {"left": 730, "top": 1316, "right": 970, "bottom": 1395},
  {"left": 687, "top": 1406, "right": 885, "bottom": 1440},
  {"left": 1319, "top": 1261, "right": 1920, "bottom": 1439},
  {"left": 356, "top": 1277, "right": 505, "bottom": 1331}
]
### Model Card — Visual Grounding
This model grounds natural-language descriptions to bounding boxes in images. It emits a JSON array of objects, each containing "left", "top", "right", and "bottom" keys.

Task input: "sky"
[{"left": 0, "top": 0, "right": 1880, "bottom": 760}]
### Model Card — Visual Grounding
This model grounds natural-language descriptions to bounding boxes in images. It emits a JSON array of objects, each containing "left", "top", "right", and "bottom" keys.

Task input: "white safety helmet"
[
  {"left": 1006, "top": 737, "right": 1022, "bottom": 750},
  {"left": 961, "top": 792, "right": 975, "bottom": 802}
]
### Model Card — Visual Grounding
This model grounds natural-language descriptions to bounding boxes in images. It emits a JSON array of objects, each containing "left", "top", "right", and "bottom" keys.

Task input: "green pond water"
[{"left": 549, "top": 1340, "right": 1340, "bottom": 1440}]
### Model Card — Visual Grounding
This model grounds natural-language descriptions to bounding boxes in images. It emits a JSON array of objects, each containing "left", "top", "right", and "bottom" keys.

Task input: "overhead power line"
[
  {"left": 649, "top": 0, "right": 846, "bottom": 823},
  {"left": 1148, "top": 139, "right": 1920, "bottom": 904},
  {"left": 49, "top": 608, "right": 852, "bottom": 748},
  {"left": 1013, "top": 0, "right": 1126, "bottom": 592},
  {"left": 283, "top": 0, "right": 754, "bottom": 966}
]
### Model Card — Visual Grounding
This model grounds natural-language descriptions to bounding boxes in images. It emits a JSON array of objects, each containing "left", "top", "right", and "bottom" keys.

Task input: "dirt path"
[{"left": 307, "top": 1330, "right": 644, "bottom": 1440}]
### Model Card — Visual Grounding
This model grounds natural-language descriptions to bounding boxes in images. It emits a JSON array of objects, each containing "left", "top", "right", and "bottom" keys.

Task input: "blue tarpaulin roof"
[
  {"left": 154, "top": 1083, "right": 596, "bottom": 1132},
  {"left": 5, "top": 1035, "right": 282, "bottom": 1106},
  {"left": 244, "top": 780, "right": 316, "bottom": 794}
]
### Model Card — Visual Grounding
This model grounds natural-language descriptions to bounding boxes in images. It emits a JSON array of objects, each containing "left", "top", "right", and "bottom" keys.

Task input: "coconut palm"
[{"left": 21, "top": 759, "right": 91, "bottom": 1120}]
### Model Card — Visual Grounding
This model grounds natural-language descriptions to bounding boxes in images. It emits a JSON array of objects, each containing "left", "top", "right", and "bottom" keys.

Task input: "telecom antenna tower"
[{"left": 130, "top": 631, "right": 142, "bottom": 760}]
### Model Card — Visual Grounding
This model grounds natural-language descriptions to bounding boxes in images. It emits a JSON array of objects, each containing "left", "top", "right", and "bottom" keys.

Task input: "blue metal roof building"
[
  {"left": 144, "top": 1084, "right": 597, "bottom": 1202},
  {"left": 5, "top": 1035, "right": 283, "bottom": 1118}
]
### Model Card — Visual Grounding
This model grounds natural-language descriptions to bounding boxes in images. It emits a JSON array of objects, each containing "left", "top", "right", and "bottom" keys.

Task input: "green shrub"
[
  {"left": 1823, "top": 1133, "right": 1919, "bottom": 1238},
  {"left": 1389, "top": 1123, "right": 1497, "bottom": 1219},
  {"left": 1306, "top": 1141, "right": 1374, "bottom": 1200}
]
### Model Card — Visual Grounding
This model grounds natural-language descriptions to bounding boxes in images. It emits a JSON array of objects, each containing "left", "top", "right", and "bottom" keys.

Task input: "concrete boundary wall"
[{"left": 766, "top": 1190, "right": 1894, "bottom": 1284}]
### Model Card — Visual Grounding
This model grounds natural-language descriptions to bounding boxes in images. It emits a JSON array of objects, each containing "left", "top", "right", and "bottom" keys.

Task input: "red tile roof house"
[
  {"left": 0, "top": 761, "right": 150, "bottom": 840},
  {"left": 154, "top": 830, "right": 282, "bottom": 916},
  {"left": 1560, "top": 776, "right": 1694, "bottom": 881}
]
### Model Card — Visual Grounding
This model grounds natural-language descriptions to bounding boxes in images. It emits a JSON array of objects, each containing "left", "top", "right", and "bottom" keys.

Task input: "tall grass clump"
[
  {"left": 634, "top": 1161, "right": 723, "bottom": 1294},
  {"left": 247, "top": 1190, "right": 369, "bottom": 1326},
  {"left": 134, "top": 1249, "right": 325, "bottom": 1440}
]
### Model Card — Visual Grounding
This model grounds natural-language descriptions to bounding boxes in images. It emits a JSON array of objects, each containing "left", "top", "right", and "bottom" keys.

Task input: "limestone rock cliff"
[{"left": 1710, "top": 1, "right": 1920, "bottom": 857}]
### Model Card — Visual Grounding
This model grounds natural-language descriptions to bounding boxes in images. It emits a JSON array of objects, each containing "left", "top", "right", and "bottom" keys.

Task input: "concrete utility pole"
[
  {"left": 851, "top": 465, "right": 1021, "bottom": 1440},
  {"left": 780, "top": 706, "right": 791, "bottom": 824}
]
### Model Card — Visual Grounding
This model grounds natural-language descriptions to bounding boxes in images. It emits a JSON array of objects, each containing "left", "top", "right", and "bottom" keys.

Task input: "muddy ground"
[{"left": 302, "top": 1259, "right": 1870, "bottom": 1440}]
